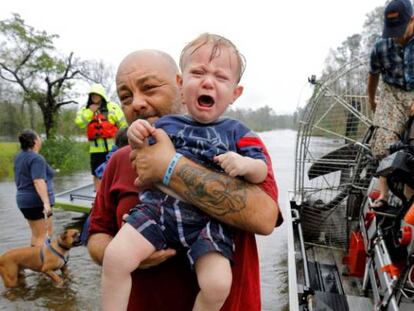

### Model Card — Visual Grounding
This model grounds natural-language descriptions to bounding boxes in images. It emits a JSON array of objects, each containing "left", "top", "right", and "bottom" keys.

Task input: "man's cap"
[{"left": 383, "top": 0, "right": 413, "bottom": 38}]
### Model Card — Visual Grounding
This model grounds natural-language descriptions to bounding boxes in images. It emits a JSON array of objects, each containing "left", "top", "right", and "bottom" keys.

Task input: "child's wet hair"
[{"left": 179, "top": 33, "right": 246, "bottom": 82}]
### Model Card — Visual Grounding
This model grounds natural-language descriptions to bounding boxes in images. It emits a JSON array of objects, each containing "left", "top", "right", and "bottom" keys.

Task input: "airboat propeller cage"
[
  {"left": 294, "top": 56, "right": 374, "bottom": 249},
  {"left": 291, "top": 53, "right": 414, "bottom": 311}
]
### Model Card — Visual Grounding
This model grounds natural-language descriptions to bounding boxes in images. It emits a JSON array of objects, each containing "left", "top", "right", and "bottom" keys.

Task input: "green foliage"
[
  {"left": 0, "top": 92, "right": 49, "bottom": 138},
  {"left": 0, "top": 13, "right": 58, "bottom": 79},
  {"left": 55, "top": 106, "right": 85, "bottom": 136},
  {"left": 0, "top": 142, "right": 19, "bottom": 180},
  {"left": 40, "top": 137, "right": 89, "bottom": 174},
  {"left": 0, "top": 100, "right": 25, "bottom": 139},
  {"left": 0, "top": 14, "right": 109, "bottom": 139},
  {"left": 0, "top": 138, "right": 89, "bottom": 180}
]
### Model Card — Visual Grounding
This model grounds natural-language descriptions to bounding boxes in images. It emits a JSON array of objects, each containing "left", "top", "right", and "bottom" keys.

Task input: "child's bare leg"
[
  {"left": 101, "top": 223, "right": 155, "bottom": 311},
  {"left": 193, "top": 252, "right": 232, "bottom": 311}
]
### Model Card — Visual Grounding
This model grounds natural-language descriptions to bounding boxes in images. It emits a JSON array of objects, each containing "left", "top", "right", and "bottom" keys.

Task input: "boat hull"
[{"left": 54, "top": 183, "right": 94, "bottom": 213}]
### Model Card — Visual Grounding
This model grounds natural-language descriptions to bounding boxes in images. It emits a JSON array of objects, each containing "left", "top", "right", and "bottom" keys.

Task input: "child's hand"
[
  {"left": 127, "top": 119, "right": 156, "bottom": 149},
  {"left": 214, "top": 151, "right": 248, "bottom": 177}
]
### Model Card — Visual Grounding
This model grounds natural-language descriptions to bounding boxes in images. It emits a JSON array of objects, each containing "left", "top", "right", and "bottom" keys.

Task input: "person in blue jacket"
[{"left": 14, "top": 129, "right": 54, "bottom": 247}]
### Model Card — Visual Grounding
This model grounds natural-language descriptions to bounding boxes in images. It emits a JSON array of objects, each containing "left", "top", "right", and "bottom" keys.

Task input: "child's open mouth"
[{"left": 197, "top": 95, "right": 215, "bottom": 108}]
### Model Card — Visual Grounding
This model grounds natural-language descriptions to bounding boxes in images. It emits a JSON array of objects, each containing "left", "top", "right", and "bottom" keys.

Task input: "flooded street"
[
  {"left": 0, "top": 129, "right": 295, "bottom": 310},
  {"left": 0, "top": 172, "right": 101, "bottom": 310},
  {"left": 258, "top": 130, "right": 293, "bottom": 311}
]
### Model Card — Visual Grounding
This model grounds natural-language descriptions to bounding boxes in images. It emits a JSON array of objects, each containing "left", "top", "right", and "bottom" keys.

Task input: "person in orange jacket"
[{"left": 75, "top": 83, "right": 127, "bottom": 190}]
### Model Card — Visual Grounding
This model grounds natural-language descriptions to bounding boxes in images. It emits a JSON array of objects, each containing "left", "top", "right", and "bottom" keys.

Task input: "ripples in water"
[{"left": 0, "top": 130, "right": 294, "bottom": 310}]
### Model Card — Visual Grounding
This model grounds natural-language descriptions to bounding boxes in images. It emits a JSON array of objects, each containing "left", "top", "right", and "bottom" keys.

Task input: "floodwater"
[{"left": 0, "top": 129, "right": 295, "bottom": 311}]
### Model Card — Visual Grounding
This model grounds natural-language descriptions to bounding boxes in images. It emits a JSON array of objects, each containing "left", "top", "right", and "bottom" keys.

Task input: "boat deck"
[{"left": 292, "top": 220, "right": 374, "bottom": 311}]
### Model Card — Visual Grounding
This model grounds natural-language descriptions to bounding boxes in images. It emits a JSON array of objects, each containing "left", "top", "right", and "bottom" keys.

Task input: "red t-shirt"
[{"left": 89, "top": 144, "right": 280, "bottom": 311}]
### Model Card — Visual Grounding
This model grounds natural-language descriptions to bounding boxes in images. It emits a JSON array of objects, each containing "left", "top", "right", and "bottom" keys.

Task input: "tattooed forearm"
[{"left": 176, "top": 164, "right": 259, "bottom": 216}]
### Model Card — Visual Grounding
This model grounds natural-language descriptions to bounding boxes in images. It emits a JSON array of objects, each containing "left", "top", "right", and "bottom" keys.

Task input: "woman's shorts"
[
  {"left": 19, "top": 206, "right": 53, "bottom": 221},
  {"left": 90, "top": 152, "right": 108, "bottom": 176}
]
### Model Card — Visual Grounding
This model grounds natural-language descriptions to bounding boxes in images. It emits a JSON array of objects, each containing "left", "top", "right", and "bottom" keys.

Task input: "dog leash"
[
  {"left": 40, "top": 206, "right": 69, "bottom": 266},
  {"left": 44, "top": 206, "right": 51, "bottom": 240}
]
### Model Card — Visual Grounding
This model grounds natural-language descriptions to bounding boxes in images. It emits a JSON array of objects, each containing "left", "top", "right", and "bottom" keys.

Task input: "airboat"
[{"left": 289, "top": 56, "right": 414, "bottom": 310}]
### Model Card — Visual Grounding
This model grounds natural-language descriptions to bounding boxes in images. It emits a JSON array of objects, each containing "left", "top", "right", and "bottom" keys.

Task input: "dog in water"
[{"left": 0, "top": 229, "right": 80, "bottom": 288}]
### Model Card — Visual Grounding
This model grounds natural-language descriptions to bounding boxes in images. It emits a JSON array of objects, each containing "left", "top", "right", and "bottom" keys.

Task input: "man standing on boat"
[
  {"left": 368, "top": 0, "right": 414, "bottom": 208},
  {"left": 75, "top": 83, "right": 127, "bottom": 191}
]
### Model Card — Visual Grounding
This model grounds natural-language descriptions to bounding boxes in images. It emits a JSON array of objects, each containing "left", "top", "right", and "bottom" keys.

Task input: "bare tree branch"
[
  {"left": 56, "top": 100, "right": 78, "bottom": 109},
  {"left": 0, "top": 62, "right": 29, "bottom": 92},
  {"left": 15, "top": 47, "right": 38, "bottom": 73}
]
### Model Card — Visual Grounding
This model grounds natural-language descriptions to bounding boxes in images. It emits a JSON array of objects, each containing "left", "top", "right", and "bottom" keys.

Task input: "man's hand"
[
  {"left": 214, "top": 152, "right": 248, "bottom": 177},
  {"left": 132, "top": 129, "right": 176, "bottom": 187},
  {"left": 128, "top": 119, "right": 156, "bottom": 149},
  {"left": 139, "top": 249, "right": 177, "bottom": 269}
]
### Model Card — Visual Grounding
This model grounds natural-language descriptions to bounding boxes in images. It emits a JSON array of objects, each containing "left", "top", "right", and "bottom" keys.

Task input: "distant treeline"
[
  {"left": 225, "top": 105, "right": 301, "bottom": 132},
  {"left": 0, "top": 99, "right": 83, "bottom": 141},
  {"left": 0, "top": 99, "right": 301, "bottom": 140}
]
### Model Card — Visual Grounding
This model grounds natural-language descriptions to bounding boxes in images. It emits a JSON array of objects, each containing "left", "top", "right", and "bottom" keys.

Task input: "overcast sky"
[{"left": 0, "top": 0, "right": 386, "bottom": 114}]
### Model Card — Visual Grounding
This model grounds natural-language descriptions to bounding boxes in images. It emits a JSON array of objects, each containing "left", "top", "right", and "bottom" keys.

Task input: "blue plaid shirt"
[{"left": 370, "top": 37, "right": 414, "bottom": 91}]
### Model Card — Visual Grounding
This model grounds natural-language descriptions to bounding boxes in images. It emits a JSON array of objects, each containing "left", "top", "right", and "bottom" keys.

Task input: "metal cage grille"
[{"left": 294, "top": 56, "right": 377, "bottom": 249}]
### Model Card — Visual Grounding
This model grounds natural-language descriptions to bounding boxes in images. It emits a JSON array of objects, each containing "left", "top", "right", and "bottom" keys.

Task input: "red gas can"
[{"left": 343, "top": 231, "right": 366, "bottom": 277}]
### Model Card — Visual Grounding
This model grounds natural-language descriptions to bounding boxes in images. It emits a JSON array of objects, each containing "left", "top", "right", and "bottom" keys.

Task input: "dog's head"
[{"left": 57, "top": 229, "right": 81, "bottom": 249}]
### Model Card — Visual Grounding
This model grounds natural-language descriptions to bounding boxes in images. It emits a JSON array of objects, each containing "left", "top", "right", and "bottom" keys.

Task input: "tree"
[
  {"left": 82, "top": 60, "right": 117, "bottom": 101},
  {"left": 361, "top": 5, "right": 385, "bottom": 51},
  {"left": 0, "top": 14, "right": 90, "bottom": 138},
  {"left": 309, "top": 3, "right": 387, "bottom": 112},
  {"left": 322, "top": 34, "right": 362, "bottom": 80}
]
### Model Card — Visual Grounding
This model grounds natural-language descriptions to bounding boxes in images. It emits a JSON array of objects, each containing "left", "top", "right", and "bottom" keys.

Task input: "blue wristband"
[{"left": 163, "top": 153, "right": 183, "bottom": 186}]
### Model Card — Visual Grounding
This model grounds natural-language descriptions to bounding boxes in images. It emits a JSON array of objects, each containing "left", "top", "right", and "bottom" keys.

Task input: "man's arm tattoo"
[{"left": 176, "top": 164, "right": 256, "bottom": 216}]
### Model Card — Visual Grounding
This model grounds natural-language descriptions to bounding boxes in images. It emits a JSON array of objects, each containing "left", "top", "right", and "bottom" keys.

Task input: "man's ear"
[
  {"left": 176, "top": 74, "right": 183, "bottom": 88},
  {"left": 231, "top": 85, "right": 244, "bottom": 104},
  {"left": 176, "top": 74, "right": 185, "bottom": 103}
]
